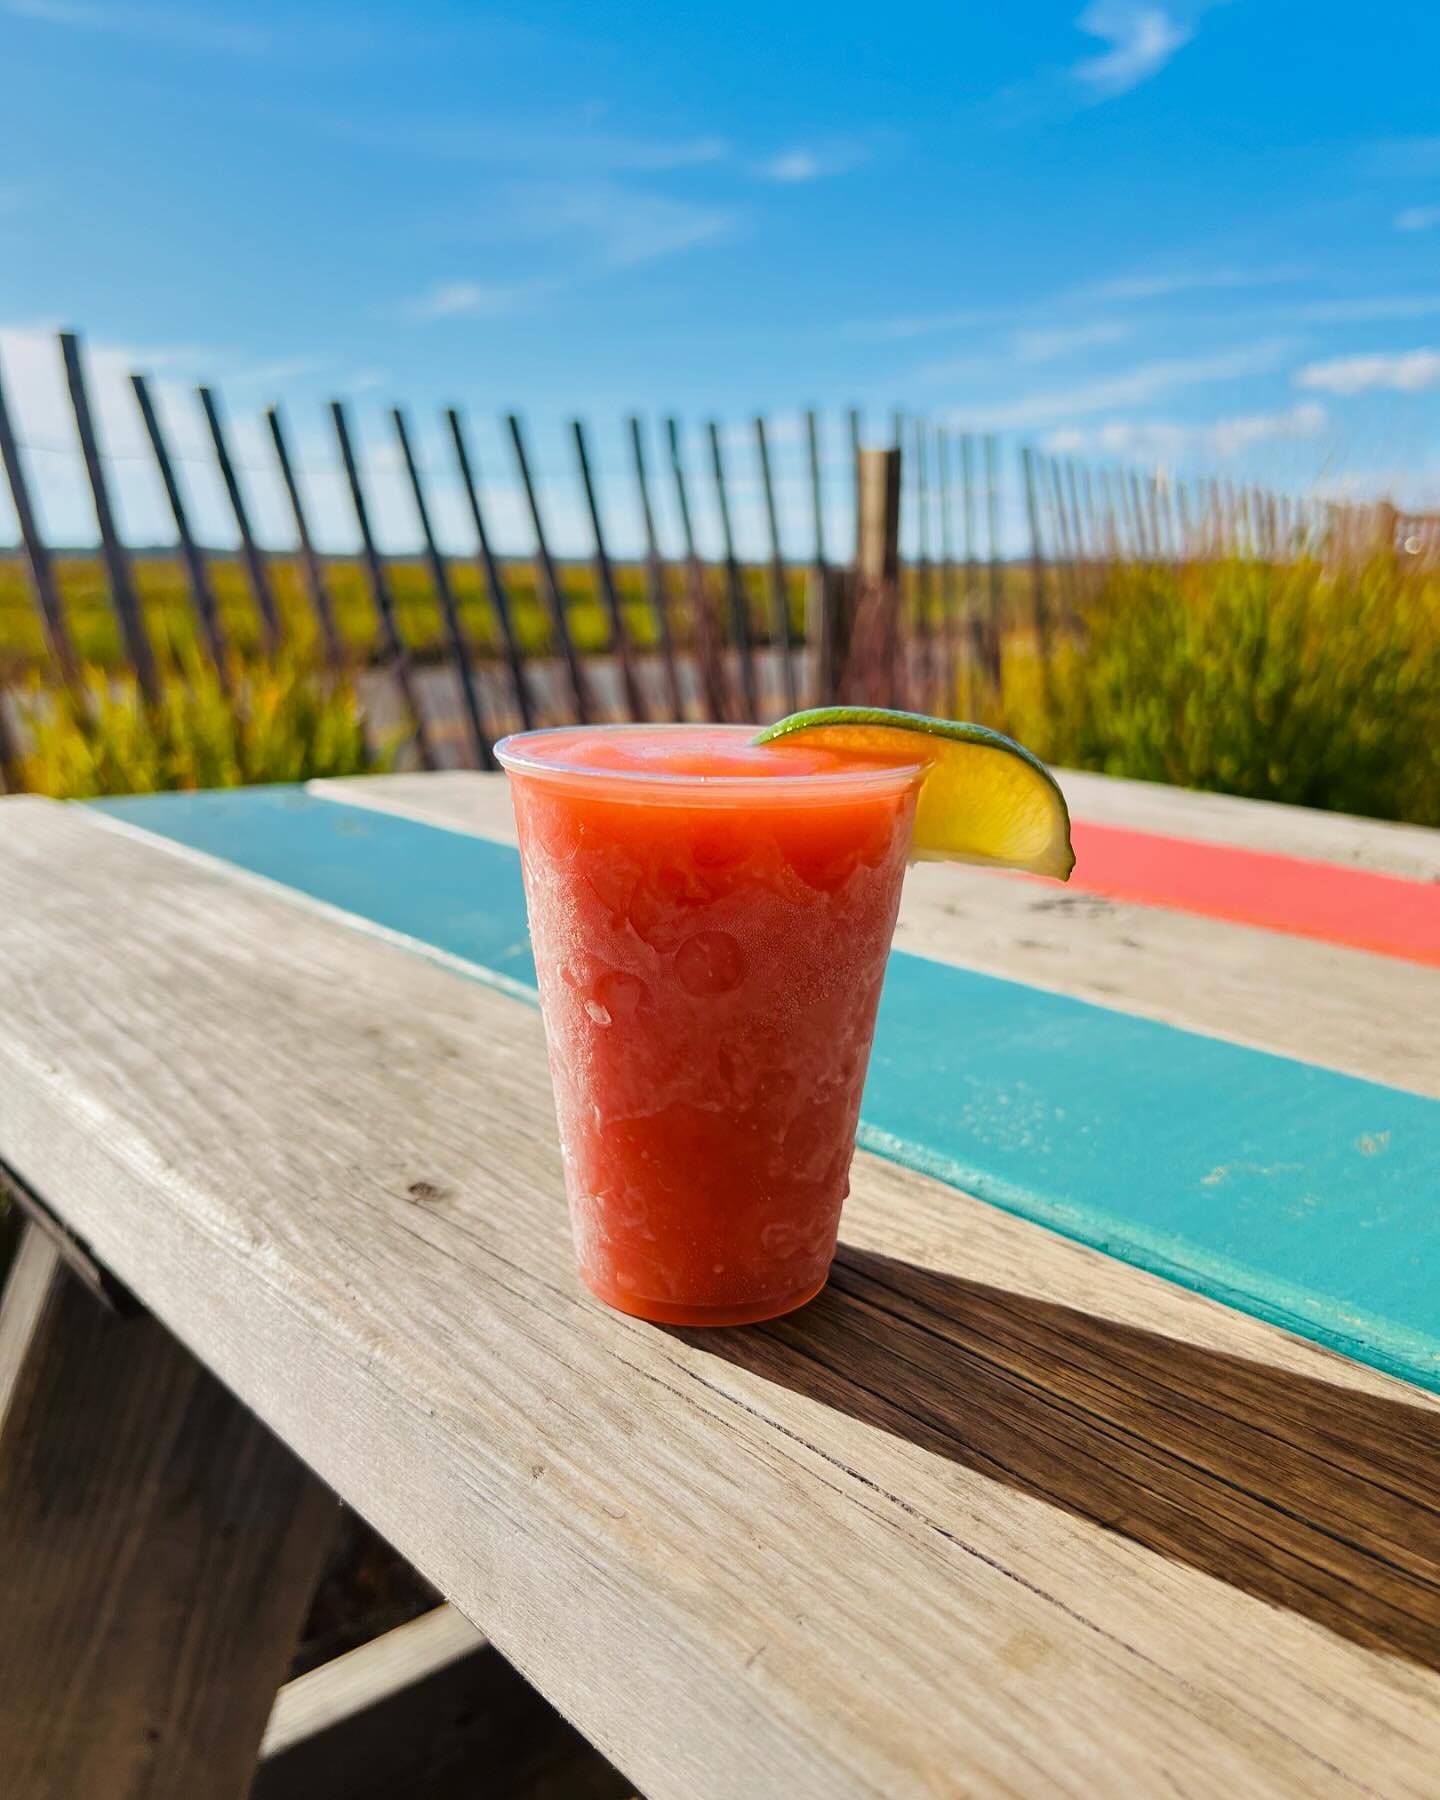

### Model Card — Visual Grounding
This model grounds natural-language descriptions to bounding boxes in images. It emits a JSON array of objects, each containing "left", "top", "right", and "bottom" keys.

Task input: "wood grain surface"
[
  {"left": 2, "top": 795, "right": 1437, "bottom": 1799},
  {"left": 0, "top": 1220, "right": 339, "bottom": 1800}
]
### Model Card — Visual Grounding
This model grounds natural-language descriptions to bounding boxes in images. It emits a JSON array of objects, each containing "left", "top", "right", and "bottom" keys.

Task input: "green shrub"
[
  {"left": 16, "top": 659, "right": 388, "bottom": 798},
  {"left": 993, "top": 555, "right": 1440, "bottom": 828}
]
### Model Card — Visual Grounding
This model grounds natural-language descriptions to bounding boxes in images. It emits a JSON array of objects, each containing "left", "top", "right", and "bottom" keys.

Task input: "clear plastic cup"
[{"left": 497, "top": 723, "right": 922, "bottom": 1326}]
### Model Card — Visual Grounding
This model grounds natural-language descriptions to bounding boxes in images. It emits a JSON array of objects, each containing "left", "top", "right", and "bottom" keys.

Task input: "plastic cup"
[{"left": 496, "top": 724, "right": 921, "bottom": 1326}]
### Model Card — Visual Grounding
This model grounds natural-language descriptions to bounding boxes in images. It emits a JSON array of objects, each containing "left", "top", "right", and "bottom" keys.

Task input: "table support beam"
[{"left": 0, "top": 1221, "right": 339, "bottom": 1800}]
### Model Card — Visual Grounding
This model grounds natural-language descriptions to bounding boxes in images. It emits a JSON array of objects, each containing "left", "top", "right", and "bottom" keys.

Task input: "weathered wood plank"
[
  {"left": 1057, "top": 768, "right": 1440, "bottom": 881},
  {"left": 1, "top": 797, "right": 1437, "bottom": 1799},
  {"left": 261, "top": 1604, "right": 484, "bottom": 1759},
  {"left": 313, "top": 772, "right": 1440, "bottom": 1098},
  {"left": 0, "top": 1217, "right": 338, "bottom": 1800},
  {"left": 257, "top": 1604, "right": 628, "bottom": 1800}
]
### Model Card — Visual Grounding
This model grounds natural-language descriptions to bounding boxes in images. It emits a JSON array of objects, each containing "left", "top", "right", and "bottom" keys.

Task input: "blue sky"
[{"left": 2, "top": 0, "right": 1438, "bottom": 554}]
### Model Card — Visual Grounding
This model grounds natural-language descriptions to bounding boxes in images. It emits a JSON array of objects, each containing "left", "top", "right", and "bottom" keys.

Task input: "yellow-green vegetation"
[
  {"left": 16, "top": 659, "right": 384, "bottom": 798},
  {"left": 992, "top": 555, "right": 1440, "bottom": 828},
  {"left": 0, "top": 553, "right": 810, "bottom": 677},
  {"left": 6, "top": 550, "right": 1437, "bottom": 828}
]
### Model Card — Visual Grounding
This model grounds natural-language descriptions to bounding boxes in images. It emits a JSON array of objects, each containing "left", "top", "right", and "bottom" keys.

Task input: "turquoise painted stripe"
[{"left": 93, "top": 786, "right": 1440, "bottom": 1394}]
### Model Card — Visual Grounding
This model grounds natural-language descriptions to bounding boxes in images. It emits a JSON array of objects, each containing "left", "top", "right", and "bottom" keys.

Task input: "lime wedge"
[{"left": 755, "top": 707, "right": 1074, "bottom": 880}]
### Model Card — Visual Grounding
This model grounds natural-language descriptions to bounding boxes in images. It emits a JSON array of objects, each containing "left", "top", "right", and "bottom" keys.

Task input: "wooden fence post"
[
  {"left": 753, "top": 416, "right": 797, "bottom": 715},
  {"left": 198, "top": 385, "right": 281, "bottom": 656},
  {"left": 59, "top": 331, "right": 160, "bottom": 703},
  {"left": 627, "top": 415, "right": 684, "bottom": 720},
  {"left": 854, "top": 445, "right": 902, "bottom": 707},
  {"left": 983, "top": 434, "right": 1004, "bottom": 692},
  {"left": 131, "top": 371, "right": 230, "bottom": 687},
  {"left": 911, "top": 419, "right": 935, "bottom": 713},
  {"left": 805, "top": 409, "right": 836, "bottom": 705},
  {"left": 706, "top": 421, "right": 759, "bottom": 719},
  {"left": 329, "top": 400, "right": 437, "bottom": 770},
  {"left": 265, "top": 405, "right": 343, "bottom": 670},
  {"left": 392, "top": 407, "right": 495, "bottom": 768},
  {"left": 0, "top": 352, "right": 80, "bottom": 693},
  {"left": 1021, "top": 446, "right": 1053, "bottom": 700},
  {"left": 665, "top": 418, "right": 729, "bottom": 722},
  {"left": 0, "top": 693, "right": 21, "bottom": 795},
  {"left": 571, "top": 419, "right": 645, "bottom": 722},
  {"left": 446, "top": 408, "right": 536, "bottom": 733},
  {"left": 936, "top": 428, "right": 960, "bottom": 717},
  {"left": 505, "top": 414, "right": 592, "bottom": 725}
]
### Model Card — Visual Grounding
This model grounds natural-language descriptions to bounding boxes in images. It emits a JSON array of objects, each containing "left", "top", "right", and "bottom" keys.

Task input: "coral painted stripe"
[{"left": 1066, "top": 820, "right": 1440, "bottom": 966}]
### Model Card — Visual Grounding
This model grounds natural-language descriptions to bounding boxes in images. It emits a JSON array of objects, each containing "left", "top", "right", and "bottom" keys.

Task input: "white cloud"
[
  {"left": 1072, "top": 265, "right": 1305, "bottom": 304},
  {"left": 845, "top": 268, "right": 1303, "bottom": 344},
  {"left": 1395, "top": 205, "right": 1440, "bottom": 233},
  {"left": 495, "top": 182, "right": 735, "bottom": 270},
  {"left": 944, "top": 340, "right": 1295, "bottom": 429},
  {"left": 753, "top": 142, "right": 869, "bottom": 184},
  {"left": 1045, "top": 402, "right": 1327, "bottom": 461},
  {"left": 0, "top": 0, "right": 267, "bottom": 53},
  {"left": 1288, "top": 294, "right": 1440, "bottom": 324},
  {"left": 1011, "top": 320, "right": 1132, "bottom": 363},
  {"left": 840, "top": 307, "right": 1011, "bottom": 343},
  {"left": 327, "top": 114, "right": 729, "bottom": 175},
  {"left": 402, "top": 280, "right": 547, "bottom": 322},
  {"left": 1071, "top": 3, "right": 1192, "bottom": 99},
  {"left": 1294, "top": 349, "right": 1440, "bottom": 395}
]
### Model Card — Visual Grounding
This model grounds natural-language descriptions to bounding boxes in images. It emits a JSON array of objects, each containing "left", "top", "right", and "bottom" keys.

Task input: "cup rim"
[{"left": 493, "top": 722, "right": 927, "bottom": 794}]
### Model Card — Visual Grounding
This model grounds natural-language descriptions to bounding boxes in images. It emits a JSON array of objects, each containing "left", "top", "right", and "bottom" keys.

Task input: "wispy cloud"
[
  {"left": 401, "top": 280, "right": 550, "bottom": 323},
  {"left": 753, "top": 141, "right": 871, "bottom": 184},
  {"left": 1294, "top": 349, "right": 1440, "bottom": 396},
  {"left": 0, "top": 0, "right": 267, "bottom": 53},
  {"left": 1395, "top": 205, "right": 1440, "bottom": 233},
  {"left": 1071, "top": 265, "right": 1306, "bottom": 304},
  {"left": 840, "top": 307, "right": 1011, "bottom": 343},
  {"left": 1045, "top": 402, "right": 1327, "bottom": 461},
  {"left": 945, "top": 340, "right": 1295, "bottom": 429},
  {"left": 493, "top": 181, "right": 736, "bottom": 270},
  {"left": 1070, "top": 3, "right": 1193, "bottom": 99},
  {"left": 227, "top": 357, "right": 334, "bottom": 392},
  {"left": 846, "top": 266, "right": 1303, "bottom": 344},
  {"left": 1365, "top": 137, "right": 1440, "bottom": 179},
  {"left": 1286, "top": 294, "right": 1440, "bottom": 324},
  {"left": 1011, "top": 320, "right": 1133, "bottom": 363},
  {"left": 324, "top": 113, "right": 729, "bottom": 175}
]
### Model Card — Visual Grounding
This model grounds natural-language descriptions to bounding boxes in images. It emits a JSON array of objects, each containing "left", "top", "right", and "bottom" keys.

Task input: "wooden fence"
[{"left": 0, "top": 329, "right": 1430, "bottom": 790}]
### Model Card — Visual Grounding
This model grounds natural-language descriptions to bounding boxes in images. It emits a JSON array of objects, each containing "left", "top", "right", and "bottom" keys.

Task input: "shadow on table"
[{"left": 677, "top": 1245, "right": 1440, "bottom": 1672}]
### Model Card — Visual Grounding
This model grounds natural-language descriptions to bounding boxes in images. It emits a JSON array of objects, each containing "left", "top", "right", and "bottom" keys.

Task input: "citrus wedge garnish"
[{"left": 755, "top": 707, "right": 1074, "bottom": 880}]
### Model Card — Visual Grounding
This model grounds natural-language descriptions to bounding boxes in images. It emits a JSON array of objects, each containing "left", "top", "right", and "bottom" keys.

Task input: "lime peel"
[{"left": 755, "top": 706, "right": 1074, "bottom": 881}]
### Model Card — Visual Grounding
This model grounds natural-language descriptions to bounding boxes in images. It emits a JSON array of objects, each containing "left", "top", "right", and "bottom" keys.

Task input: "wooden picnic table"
[{"left": 0, "top": 768, "right": 1437, "bottom": 1799}]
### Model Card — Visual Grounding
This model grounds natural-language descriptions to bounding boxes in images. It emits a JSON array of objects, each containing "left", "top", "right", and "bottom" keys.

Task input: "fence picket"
[
  {"left": 60, "top": 332, "right": 159, "bottom": 703},
  {"left": 265, "top": 405, "right": 342, "bottom": 670},
  {"left": 198, "top": 385, "right": 281, "bottom": 655},
  {"left": 706, "top": 420, "right": 758, "bottom": 719},
  {"left": 506, "top": 413, "right": 591, "bottom": 725},
  {"left": 329, "top": 399, "right": 436, "bottom": 770},
  {"left": 446, "top": 408, "right": 535, "bottom": 732},
  {"left": 0, "top": 352, "right": 80, "bottom": 694},
  {"left": 393, "top": 407, "right": 494, "bottom": 769},
  {"left": 627, "top": 416, "right": 683, "bottom": 719},
  {"left": 131, "top": 371, "right": 229, "bottom": 687},
  {"left": 754, "top": 416, "right": 797, "bottom": 714},
  {"left": 572, "top": 419, "right": 645, "bottom": 722}
]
